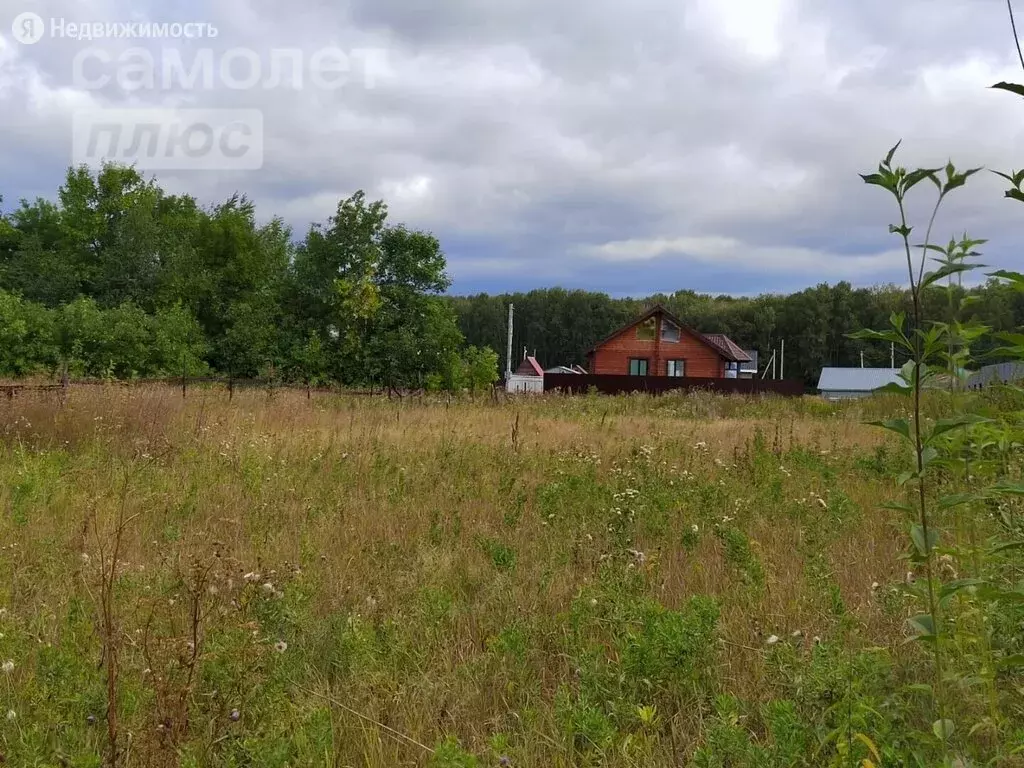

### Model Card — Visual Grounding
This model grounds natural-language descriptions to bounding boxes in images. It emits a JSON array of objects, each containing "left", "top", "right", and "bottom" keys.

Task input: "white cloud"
[
  {"left": 685, "top": 0, "right": 791, "bottom": 61},
  {"left": 579, "top": 236, "right": 904, "bottom": 279},
  {"left": 1, "top": 0, "right": 1023, "bottom": 294}
]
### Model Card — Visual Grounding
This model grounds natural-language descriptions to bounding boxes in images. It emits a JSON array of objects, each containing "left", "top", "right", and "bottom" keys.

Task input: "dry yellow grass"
[{"left": 0, "top": 385, "right": 944, "bottom": 766}]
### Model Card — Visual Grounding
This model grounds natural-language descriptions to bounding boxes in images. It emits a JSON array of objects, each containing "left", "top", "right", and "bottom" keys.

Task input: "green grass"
[{"left": 0, "top": 386, "right": 1020, "bottom": 766}]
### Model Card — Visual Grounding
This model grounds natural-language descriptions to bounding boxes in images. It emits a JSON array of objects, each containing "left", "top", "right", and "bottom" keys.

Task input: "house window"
[
  {"left": 629, "top": 358, "right": 649, "bottom": 376},
  {"left": 636, "top": 318, "right": 656, "bottom": 341},
  {"left": 661, "top": 321, "right": 681, "bottom": 343},
  {"left": 667, "top": 360, "right": 686, "bottom": 377}
]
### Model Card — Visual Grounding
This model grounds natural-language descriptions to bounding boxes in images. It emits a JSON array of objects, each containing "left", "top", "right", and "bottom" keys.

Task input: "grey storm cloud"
[{"left": 1, "top": 0, "right": 1023, "bottom": 295}]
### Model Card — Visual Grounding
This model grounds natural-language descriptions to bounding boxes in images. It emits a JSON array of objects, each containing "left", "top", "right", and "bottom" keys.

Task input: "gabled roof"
[
  {"left": 586, "top": 304, "right": 750, "bottom": 363},
  {"left": 516, "top": 356, "right": 544, "bottom": 377},
  {"left": 817, "top": 368, "right": 901, "bottom": 392},
  {"left": 705, "top": 334, "right": 754, "bottom": 364}
]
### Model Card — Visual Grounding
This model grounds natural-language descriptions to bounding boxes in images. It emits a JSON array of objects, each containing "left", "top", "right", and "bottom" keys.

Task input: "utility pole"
[
  {"left": 780, "top": 340, "right": 785, "bottom": 380},
  {"left": 891, "top": 342, "right": 895, "bottom": 369},
  {"left": 861, "top": 351, "right": 865, "bottom": 368},
  {"left": 505, "top": 304, "right": 514, "bottom": 380}
]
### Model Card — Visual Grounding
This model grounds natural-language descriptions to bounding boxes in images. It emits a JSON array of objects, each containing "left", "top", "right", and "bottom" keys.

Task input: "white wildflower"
[
  {"left": 242, "top": 572, "right": 261, "bottom": 583},
  {"left": 871, "top": 582, "right": 880, "bottom": 591},
  {"left": 261, "top": 582, "right": 276, "bottom": 594},
  {"left": 1, "top": 660, "right": 13, "bottom": 674},
  {"left": 6, "top": 709, "right": 15, "bottom": 721},
  {"left": 791, "top": 630, "right": 803, "bottom": 639},
  {"left": 691, "top": 524, "right": 700, "bottom": 533},
  {"left": 274, "top": 640, "right": 288, "bottom": 654},
  {"left": 766, "top": 635, "right": 780, "bottom": 646}
]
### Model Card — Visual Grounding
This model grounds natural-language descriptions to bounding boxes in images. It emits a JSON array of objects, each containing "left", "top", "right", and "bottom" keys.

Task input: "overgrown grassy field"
[{"left": 0, "top": 387, "right": 1021, "bottom": 766}]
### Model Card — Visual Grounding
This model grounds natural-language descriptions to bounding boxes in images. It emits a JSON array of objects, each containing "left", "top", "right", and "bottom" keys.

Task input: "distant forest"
[
  {"left": 3, "top": 165, "right": 1023, "bottom": 387},
  {"left": 452, "top": 280, "right": 1024, "bottom": 384}
]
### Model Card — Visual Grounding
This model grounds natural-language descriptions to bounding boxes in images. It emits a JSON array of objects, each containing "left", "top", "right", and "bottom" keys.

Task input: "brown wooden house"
[{"left": 585, "top": 305, "right": 752, "bottom": 378}]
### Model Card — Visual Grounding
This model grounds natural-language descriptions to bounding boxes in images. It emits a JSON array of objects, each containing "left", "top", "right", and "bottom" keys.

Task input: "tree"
[
  {"left": 288, "top": 191, "right": 388, "bottom": 381},
  {"left": 290, "top": 192, "right": 461, "bottom": 389},
  {"left": 0, "top": 290, "right": 57, "bottom": 375},
  {"left": 463, "top": 346, "right": 500, "bottom": 393}
]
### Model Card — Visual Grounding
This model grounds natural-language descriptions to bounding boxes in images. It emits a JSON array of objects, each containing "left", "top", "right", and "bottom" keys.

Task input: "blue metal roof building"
[{"left": 817, "top": 368, "right": 902, "bottom": 400}]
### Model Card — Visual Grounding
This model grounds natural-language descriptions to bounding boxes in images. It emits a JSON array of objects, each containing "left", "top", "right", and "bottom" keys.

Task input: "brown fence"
[
  {"left": 0, "top": 377, "right": 450, "bottom": 401},
  {"left": 543, "top": 374, "right": 806, "bottom": 397},
  {"left": 0, "top": 377, "right": 347, "bottom": 401}
]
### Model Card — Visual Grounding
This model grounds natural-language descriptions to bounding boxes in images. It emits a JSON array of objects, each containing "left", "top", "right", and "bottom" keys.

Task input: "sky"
[{"left": 1, "top": 0, "right": 1023, "bottom": 297}]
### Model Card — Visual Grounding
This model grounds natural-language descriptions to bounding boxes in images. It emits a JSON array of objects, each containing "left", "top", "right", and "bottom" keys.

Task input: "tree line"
[
  {"left": 0, "top": 165, "right": 496, "bottom": 391},
  {"left": 450, "top": 280, "right": 1024, "bottom": 384},
  {"left": 4, "top": 165, "right": 1023, "bottom": 388}
]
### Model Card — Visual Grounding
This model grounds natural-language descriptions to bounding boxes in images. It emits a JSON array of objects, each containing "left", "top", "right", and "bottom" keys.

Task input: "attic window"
[
  {"left": 661, "top": 320, "right": 680, "bottom": 342},
  {"left": 636, "top": 318, "right": 656, "bottom": 341}
]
